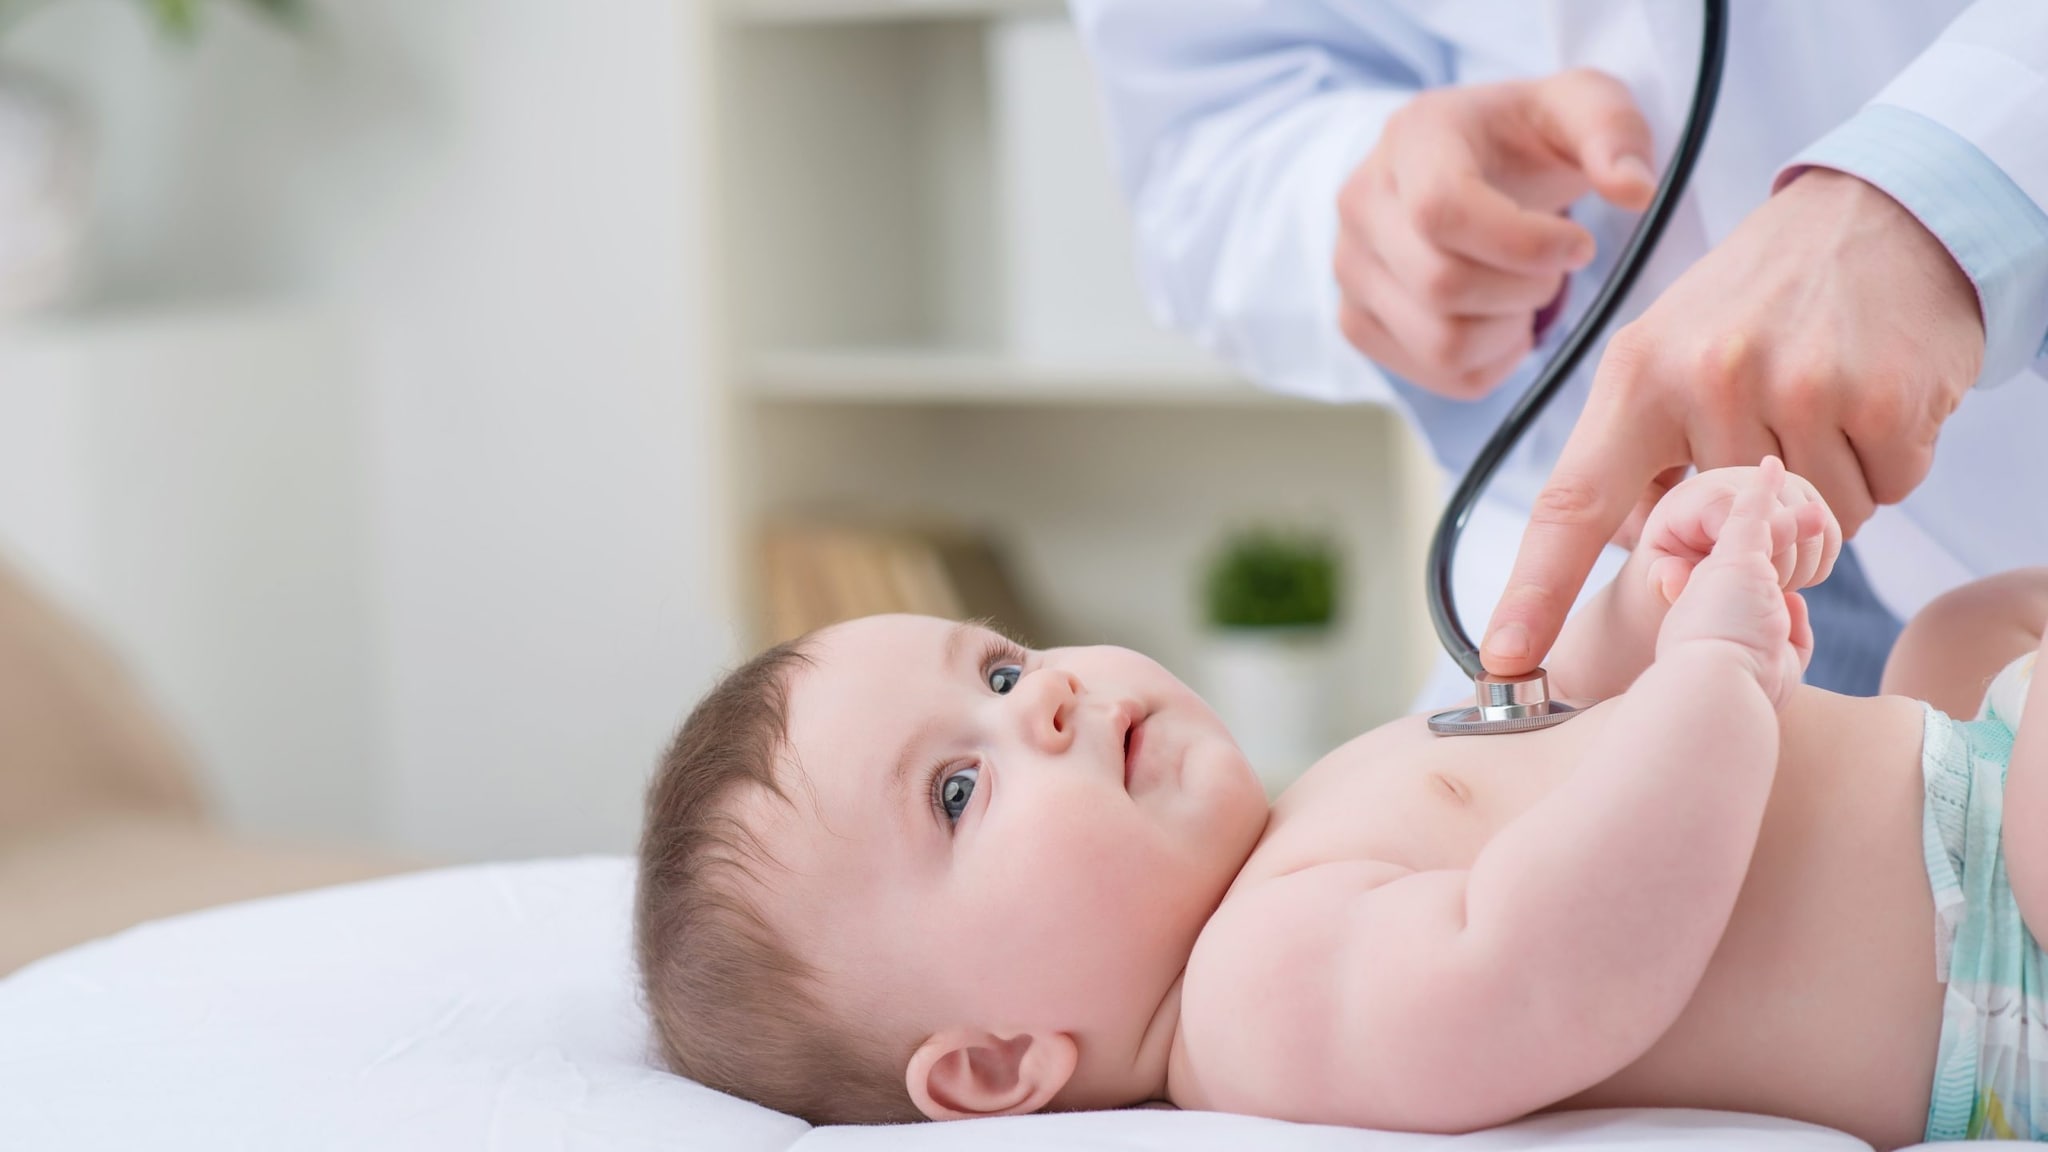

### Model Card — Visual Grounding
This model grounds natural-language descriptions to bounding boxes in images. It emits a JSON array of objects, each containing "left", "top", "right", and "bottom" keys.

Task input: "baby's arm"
[
  {"left": 1544, "top": 465, "right": 1837, "bottom": 702},
  {"left": 1542, "top": 536, "right": 1670, "bottom": 702},
  {"left": 1186, "top": 465, "right": 1804, "bottom": 1132}
]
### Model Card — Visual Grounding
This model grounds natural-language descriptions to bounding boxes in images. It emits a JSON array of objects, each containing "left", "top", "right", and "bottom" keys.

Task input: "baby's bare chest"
[{"left": 1234, "top": 711, "right": 1591, "bottom": 887}]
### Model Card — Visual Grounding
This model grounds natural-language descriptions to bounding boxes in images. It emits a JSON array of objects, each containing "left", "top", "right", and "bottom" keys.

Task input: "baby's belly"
[{"left": 1557, "top": 692, "right": 1943, "bottom": 1151}]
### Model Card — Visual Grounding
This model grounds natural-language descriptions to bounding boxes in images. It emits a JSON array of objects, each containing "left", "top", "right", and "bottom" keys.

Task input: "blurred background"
[{"left": 0, "top": 0, "right": 1440, "bottom": 927}]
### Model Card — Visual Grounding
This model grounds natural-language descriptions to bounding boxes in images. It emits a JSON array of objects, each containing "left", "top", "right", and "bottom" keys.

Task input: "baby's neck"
[
  {"left": 1156, "top": 857, "right": 1267, "bottom": 1107},
  {"left": 1166, "top": 967, "right": 1233, "bottom": 1109},
  {"left": 1140, "top": 968, "right": 1187, "bottom": 1105},
  {"left": 1114, "top": 871, "right": 1260, "bottom": 1109},
  {"left": 1053, "top": 963, "right": 1187, "bottom": 1111}
]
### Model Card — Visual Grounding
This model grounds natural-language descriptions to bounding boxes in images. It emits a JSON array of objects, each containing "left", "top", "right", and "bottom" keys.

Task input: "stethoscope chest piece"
[{"left": 1427, "top": 668, "right": 1588, "bottom": 735}]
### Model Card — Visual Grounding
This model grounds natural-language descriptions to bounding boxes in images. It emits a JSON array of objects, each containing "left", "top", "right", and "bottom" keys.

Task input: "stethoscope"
[{"left": 1427, "top": 0, "right": 1729, "bottom": 736}]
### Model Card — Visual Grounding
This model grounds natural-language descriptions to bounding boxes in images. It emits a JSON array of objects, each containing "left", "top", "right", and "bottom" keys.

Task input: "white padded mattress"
[{"left": 0, "top": 858, "right": 1994, "bottom": 1151}]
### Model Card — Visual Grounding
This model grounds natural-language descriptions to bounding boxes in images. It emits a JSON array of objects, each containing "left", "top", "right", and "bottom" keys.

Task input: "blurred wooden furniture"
[
  {"left": 757, "top": 518, "right": 1039, "bottom": 643},
  {"left": 0, "top": 555, "right": 415, "bottom": 975}
]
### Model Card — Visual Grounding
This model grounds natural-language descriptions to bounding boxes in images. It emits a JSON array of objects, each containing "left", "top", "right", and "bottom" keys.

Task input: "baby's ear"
[{"left": 905, "top": 1028, "right": 1077, "bottom": 1120}]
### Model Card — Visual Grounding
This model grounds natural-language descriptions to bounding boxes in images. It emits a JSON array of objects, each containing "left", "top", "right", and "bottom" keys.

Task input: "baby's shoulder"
[
  {"left": 1186, "top": 860, "right": 1412, "bottom": 1025},
  {"left": 1175, "top": 859, "right": 1415, "bottom": 1111},
  {"left": 1196, "top": 858, "right": 1414, "bottom": 964}
]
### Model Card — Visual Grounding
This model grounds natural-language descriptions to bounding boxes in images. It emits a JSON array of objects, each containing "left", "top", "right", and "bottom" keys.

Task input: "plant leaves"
[
  {"left": 1202, "top": 528, "right": 1340, "bottom": 630},
  {"left": 133, "top": 0, "right": 307, "bottom": 40}
]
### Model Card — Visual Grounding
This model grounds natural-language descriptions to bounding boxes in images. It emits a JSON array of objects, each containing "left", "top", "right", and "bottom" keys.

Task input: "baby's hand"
[
  {"left": 1654, "top": 457, "right": 1814, "bottom": 709},
  {"left": 1637, "top": 462, "right": 1841, "bottom": 609}
]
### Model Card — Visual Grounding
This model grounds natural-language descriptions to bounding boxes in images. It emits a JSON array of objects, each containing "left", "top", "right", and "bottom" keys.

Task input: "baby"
[{"left": 635, "top": 459, "right": 2048, "bottom": 1149}]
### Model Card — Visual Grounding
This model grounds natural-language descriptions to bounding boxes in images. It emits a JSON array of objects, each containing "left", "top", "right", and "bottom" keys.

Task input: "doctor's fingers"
[
  {"left": 1772, "top": 429, "right": 1874, "bottom": 542},
  {"left": 1521, "top": 68, "right": 1658, "bottom": 214},
  {"left": 1334, "top": 243, "right": 1533, "bottom": 397},
  {"left": 1838, "top": 373, "right": 1949, "bottom": 507},
  {"left": 1763, "top": 370, "right": 1943, "bottom": 534},
  {"left": 1613, "top": 466, "right": 1689, "bottom": 552},
  {"left": 1483, "top": 363, "right": 1688, "bottom": 675},
  {"left": 1360, "top": 199, "right": 1569, "bottom": 317},
  {"left": 1847, "top": 423, "right": 1938, "bottom": 510},
  {"left": 1388, "top": 161, "right": 1595, "bottom": 277},
  {"left": 1629, "top": 332, "right": 1875, "bottom": 549},
  {"left": 1683, "top": 416, "right": 1784, "bottom": 514},
  {"left": 1336, "top": 297, "right": 1527, "bottom": 401},
  {"left": 1622, "top": 323, "right": 1887, "bottom": 539}
]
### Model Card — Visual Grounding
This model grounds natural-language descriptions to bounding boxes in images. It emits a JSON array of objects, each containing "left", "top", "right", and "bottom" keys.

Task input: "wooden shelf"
[
  {"left": 745, "top": 348, "right": 1326, "bottom": 407},
  {"left": 723, "top": 0, "right": 1065, "bottom": 25}
]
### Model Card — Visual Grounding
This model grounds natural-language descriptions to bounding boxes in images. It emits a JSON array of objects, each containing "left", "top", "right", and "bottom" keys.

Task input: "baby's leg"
[
  {"left": 1880, "top": 568, "right": 2048, "bottom": 717},
  {"left": 1884, "top": 571, "right": 2048, "bottom": 936},
  {"left": 2005, "top": 628, "right": 2048, "bottom": 944},
  {"left": 1900, "top": 571, "right": 2048, "bottom": 941}
]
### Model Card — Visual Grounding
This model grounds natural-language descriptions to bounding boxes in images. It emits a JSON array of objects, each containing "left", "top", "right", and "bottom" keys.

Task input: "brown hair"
[{"left": 634, "top": 635, "right": 923, "bottom": 1125}]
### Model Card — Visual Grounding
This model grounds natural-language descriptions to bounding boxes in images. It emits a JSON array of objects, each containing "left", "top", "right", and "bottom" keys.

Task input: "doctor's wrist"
[{"left": 1776, "top": 168, "right": 1982, "bottom": 359}]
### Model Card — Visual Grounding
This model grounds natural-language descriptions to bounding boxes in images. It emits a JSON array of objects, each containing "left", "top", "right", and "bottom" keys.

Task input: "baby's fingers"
[
  {"left": 1789, "top": 501, "right": 1828, "bottom": 589},
  {"left": 1781, "top": 470, "right": 1843, "bottom": 586},
  {"left": 1759, "top": 502, "right": 1819, "bottom": 588},
  {"left": 1710, "top": 456, "right": 1787, "bottom": 558},
  {"left": 1786, "top": 589, "right": 1814, "bottom": 674},
  {"left": 1648, "top": 553, "right": 1693, "bottom": 605}
]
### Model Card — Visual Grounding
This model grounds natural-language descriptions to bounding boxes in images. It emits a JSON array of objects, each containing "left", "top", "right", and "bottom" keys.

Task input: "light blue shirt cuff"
[{"left": 1786, "top": 103, "right": 2048, "bottom": 388}]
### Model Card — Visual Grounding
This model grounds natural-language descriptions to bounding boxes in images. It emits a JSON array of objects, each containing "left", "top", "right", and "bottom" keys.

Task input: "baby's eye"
[
  {"left": 988, "top": 665, "right": 1022, "bottom": 695},
  {"left": 940, "top": 765, "right": 979, "bottom": 823}
]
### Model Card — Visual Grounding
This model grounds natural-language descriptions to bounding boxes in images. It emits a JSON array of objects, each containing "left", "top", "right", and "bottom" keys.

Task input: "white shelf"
[
  {"left": 724, "top": 0, "right": 1065, "bottom": 25},
  {"left": 746, "top": 348, "right": 1321, "bottom": 407},
  {"left": 711, "top": 5, "right": 1439, "bottom": 729}
]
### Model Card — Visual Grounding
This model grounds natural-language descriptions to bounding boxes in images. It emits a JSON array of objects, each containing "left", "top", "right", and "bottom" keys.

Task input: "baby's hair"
[{"left": 634, "top": 633, "right": 922, "bottom": 1125}]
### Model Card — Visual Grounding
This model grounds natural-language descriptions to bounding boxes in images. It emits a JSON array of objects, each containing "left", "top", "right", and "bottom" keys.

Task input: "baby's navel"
[{"left": 1429, "top": 770, "right": 1472, "bottom": 806}]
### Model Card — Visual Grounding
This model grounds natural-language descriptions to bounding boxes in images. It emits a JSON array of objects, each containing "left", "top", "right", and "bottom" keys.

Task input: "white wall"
[
  {"left": 338, "top": 3, "right": 731, "bottom": 860},
  {"left": 0, "top": 307, "right": 381, "bottom": 843},
  {"left": 1, "top": 1, "right": 733, "bottom": 860}
]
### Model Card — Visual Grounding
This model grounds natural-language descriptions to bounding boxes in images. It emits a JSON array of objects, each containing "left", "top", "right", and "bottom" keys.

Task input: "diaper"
[{"left": 1921, "top": 650, "right": 2041, "bottom": 1141}]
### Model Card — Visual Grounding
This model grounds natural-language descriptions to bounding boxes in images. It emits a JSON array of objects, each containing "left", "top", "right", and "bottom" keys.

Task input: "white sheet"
[{"left": 0, "top": 858, "right": 1999, "bottom": 1151}]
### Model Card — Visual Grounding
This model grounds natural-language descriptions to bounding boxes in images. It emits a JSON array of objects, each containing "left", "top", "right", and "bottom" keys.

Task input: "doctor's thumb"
[
  {"left": 1529, "top": 68, "right": 1657, "bottom": 213},
  {"left": 1591, "top": 151, "right": 1657, "bottom": 214}
]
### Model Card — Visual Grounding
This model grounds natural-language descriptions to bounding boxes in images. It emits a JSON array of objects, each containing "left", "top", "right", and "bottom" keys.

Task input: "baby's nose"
[{"left": 1015, "top": 668, "right": 1080, "bottom": 750}]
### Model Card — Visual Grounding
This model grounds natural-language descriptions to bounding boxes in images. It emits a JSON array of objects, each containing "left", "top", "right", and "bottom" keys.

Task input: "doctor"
[{"left": 1072, "top": 1, "right": 2048, "bottom": 703}]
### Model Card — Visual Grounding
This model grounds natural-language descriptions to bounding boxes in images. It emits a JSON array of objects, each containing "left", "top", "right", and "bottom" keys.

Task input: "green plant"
[
  {"left": 0, "top": 0, "right": 305, "bottom": 41},
  {"left": 1201, "top": 527, "right": 1340, "bottom": 630},
  {"left": 138, "top": 0, "right": 303, "bottom": 39}
]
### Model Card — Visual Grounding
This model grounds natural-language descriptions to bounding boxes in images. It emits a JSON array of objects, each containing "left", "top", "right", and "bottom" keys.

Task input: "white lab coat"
[{"left": 1074, "top": 0, "right": 2048, "bottom": 704}]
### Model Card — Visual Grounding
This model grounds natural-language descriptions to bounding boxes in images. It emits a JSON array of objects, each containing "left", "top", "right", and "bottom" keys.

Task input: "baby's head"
[{"left": 636, "top": 614, "right": 1269, "bottom": 1124}]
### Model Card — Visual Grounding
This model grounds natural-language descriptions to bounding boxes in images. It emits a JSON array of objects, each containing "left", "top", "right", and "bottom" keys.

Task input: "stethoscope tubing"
[{"left": 1425, "top": 0, "right": 1731, "bottom": 684}]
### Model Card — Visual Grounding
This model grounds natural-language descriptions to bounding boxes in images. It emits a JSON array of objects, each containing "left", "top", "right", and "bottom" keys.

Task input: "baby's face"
[{"left": 756, "top": 614, "right": 1268, "bottom": 1103}]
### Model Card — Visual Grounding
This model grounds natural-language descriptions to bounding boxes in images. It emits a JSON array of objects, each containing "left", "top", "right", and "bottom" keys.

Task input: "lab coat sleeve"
[
  {"left": 1068, "top": 0, "right": 1452, "bottom": 406},
  {"left": 1777, "top": 0, "right": 2048, "bottom": 388}
]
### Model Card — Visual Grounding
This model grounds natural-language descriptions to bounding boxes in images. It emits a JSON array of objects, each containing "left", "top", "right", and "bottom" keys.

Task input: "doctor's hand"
[
  {"left": 1482, "top": 167, "right": 1984, "bottom": 679},
  {"left": 1334, "top": 69, "right": 1656, "bottom": 399}
]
